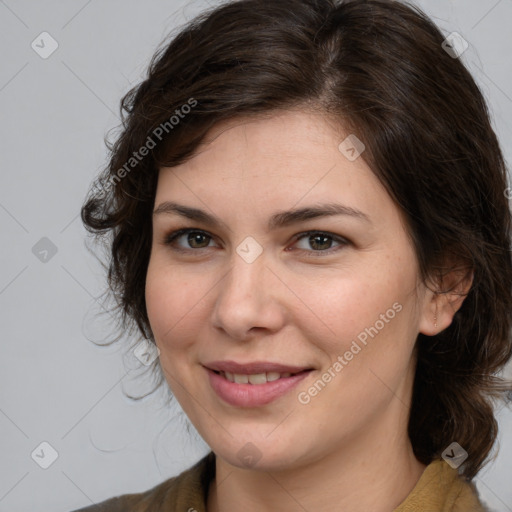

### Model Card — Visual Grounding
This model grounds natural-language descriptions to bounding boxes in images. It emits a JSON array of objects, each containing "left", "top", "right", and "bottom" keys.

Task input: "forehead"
[
  {"left": 158, "top": 110, "right": 370, "bottom": 186},
  {"left": 154, "top": 109, "right": 399, "bottom": 233},
  {"left": 195, "top": 109, "right": 347, "bottom": 160}
]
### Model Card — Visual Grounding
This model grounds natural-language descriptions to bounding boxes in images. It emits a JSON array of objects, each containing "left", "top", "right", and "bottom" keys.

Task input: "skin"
[{"left": 145, "top": 109, "right": 470, "bottom": 512}]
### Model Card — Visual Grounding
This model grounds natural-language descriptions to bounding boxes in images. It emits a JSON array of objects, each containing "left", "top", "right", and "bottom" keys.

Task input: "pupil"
[
  {"left": 311, "top": 234, "right": 330, "bottom": 250},
  {"left": 189, "top": 232, "right": 208, "bottom": 248}
]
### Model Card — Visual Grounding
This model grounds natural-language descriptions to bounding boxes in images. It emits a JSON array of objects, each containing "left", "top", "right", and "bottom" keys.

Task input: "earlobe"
[
  {"left": 419, "top": 266, "right": 473, "bottom": 337},
  {"left": 418, "top": 288, "right": 441, "bottom": 337}
]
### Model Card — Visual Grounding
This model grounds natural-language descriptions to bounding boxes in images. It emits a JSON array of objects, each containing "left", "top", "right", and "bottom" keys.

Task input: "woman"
[{"left": 74, "top": 0, "right": 512, "bottom": 510}]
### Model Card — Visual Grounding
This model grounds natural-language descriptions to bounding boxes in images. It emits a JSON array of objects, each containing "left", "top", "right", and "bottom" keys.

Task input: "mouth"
[
  {"left": 210, "top": 368, "right": 310, "bottom": 384},
  {"left": 204, "top": 362, "right": 314, "bottom": 407},
  {"left": 204, "top": 360, "right": 313, "bottom": 374}
]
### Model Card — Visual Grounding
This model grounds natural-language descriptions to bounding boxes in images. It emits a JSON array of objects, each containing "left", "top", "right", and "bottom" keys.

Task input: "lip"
[
  {"left": 205, "top": 366, "right": 313, "bottom": 407},
  {"left": 203, "top": 360, "right": 311, "bottom": 374}
]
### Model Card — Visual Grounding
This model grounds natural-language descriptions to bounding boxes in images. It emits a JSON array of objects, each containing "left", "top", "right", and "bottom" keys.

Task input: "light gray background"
[{"left": 1, "top": 1, "right": 511, "bottom": 511}]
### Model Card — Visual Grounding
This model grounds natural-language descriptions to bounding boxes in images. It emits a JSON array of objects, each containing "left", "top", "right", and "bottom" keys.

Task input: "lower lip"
[{"left": 206, "top": 367, "right": 312, "bottom": 407}]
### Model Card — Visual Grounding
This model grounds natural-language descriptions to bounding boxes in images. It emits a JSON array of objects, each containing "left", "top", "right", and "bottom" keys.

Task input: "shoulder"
[
  {"left": 394, "top": 459, "right": 490, "bottom": 512},
  {"left": 69, "top": 451, "right": 215, "bottom": 512}
]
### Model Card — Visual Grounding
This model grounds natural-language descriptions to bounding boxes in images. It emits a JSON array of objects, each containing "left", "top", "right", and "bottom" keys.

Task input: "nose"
[{"left": 211, "top": 249, "right": 287, "bottom": 341}]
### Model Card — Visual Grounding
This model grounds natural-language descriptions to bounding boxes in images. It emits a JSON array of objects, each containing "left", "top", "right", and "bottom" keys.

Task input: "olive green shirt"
[{"left": 71, "top": 452, "right": 489, "bottom": 511}]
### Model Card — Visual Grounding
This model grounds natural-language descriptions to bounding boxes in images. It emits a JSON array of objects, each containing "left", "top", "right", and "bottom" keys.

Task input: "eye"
[
  {"left": 162, "top": 228, "right": 349, "bottom": 257},
  {"left": 163, "top": 229, "right": 217, "bottom": 253},
  {"left": 290, "top": 230, "right": 348, "bottom": 257}
]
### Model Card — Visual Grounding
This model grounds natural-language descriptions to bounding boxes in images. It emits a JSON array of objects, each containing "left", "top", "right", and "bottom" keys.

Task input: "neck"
[{"left": 206, "top": 403, "right": 426, "bottom": 512}]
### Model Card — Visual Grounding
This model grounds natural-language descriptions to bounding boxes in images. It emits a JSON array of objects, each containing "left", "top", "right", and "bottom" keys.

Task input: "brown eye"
[
  {"left": 291, "top": 231, "right": 349, "bottom": 257},
  {"left": 163, "top": 229, "right": 216, "bottom": 252},
  {"left": 185, "top": 231, "right": 211, "bottom": 249}
]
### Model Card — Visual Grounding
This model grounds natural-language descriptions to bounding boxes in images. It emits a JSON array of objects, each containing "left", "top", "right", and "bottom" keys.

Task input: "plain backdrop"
[{"left": 1, "top": 1, "right": 511, "bottom": 511}]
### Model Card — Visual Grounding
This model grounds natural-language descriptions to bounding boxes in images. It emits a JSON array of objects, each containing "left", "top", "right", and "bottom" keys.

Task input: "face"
[{"left": 145, "top": 109, "right": 433, "bottom": 472}]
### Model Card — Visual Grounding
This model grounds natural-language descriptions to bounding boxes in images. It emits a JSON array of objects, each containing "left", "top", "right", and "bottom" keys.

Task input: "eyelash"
[{"left": 162, "top": 228, "right": 349, "bottom": 258}]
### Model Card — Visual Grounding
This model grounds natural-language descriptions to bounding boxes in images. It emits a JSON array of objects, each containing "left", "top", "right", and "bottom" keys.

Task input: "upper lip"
[{"left": 203, "top": 360, "right": 312, "bottom": 375}]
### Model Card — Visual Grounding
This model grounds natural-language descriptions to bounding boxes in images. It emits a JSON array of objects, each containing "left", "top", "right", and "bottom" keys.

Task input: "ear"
[{"left": 418, "top": 261, "right": 474, "bottom": 337}]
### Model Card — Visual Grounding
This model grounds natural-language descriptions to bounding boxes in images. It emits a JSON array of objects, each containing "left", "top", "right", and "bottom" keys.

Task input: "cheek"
[
  {"left": 295, "top": 261, "right": 412, "bottom": 355},
  {"left": 331, "top": 267, "right": 418, "bottom": 389},
  {"left": 145, "top": 265, "right": 170, "bottom": 338},
  {"left": 314, "top": 277, "right": 418, "bottom": 407},
  {"left": 145, "top": 262, "right": 203, "bottom": 351}
]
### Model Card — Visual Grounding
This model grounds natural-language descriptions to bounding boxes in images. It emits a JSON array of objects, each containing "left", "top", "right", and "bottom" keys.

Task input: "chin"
[{"left": 212, "top": 435, "right": 314, "bottom": 473}]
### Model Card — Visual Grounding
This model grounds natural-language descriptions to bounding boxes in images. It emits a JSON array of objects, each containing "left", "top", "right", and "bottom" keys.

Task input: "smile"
[
  {"left": 206, "top": 367, "right": 313, "bottom": 407},
  {"left": 214, "top": 369, "right": 302, "bottom": 384}
]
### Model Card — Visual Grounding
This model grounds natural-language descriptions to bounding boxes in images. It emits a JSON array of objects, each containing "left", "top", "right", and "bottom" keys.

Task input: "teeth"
[
  {"left": 233, "top": 373, "right": 248, "bottom": 384},
  {"left": 248, "top": 373, "right": 267, "bottom": 384},
  {"left": 222, "top": 371, "right": 296, "bottom": 384}
]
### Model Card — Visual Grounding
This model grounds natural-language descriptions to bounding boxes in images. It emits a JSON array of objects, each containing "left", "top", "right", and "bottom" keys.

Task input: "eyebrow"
[{"left": 153, "top": 201, "right": 371, "bottom": 231}]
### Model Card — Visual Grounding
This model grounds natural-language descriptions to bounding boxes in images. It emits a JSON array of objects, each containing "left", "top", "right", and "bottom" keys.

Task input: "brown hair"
[{"left": 81, "top": 0, "right": 512, "bottom": 479}]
